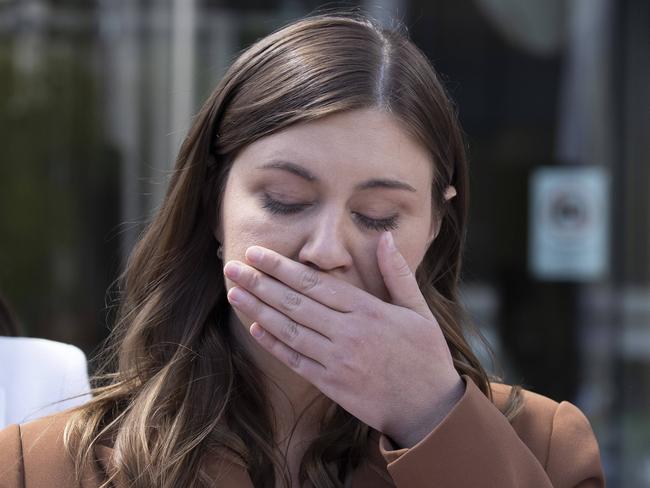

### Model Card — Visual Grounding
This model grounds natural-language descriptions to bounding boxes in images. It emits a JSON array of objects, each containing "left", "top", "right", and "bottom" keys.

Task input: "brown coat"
[{"left": 0, "top": 376, "right": 605, "bottom": 487}]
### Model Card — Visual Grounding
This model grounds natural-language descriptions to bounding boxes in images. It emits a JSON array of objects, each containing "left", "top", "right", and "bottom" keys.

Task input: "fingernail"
[
  {"left": 250, "top": 323, "right": 264, "bottom": 338},
  {"left": 246, "top": 247, "right": 264, "bottom": 264},
  {"left": 227, "top": 287, "right": 245, "bottom": 304},
  {"left": 385, "top": 231, "right": 396, "bottom": 251},
  {"left": 224, "top": 261, "right": 242, "bottom": 279}
]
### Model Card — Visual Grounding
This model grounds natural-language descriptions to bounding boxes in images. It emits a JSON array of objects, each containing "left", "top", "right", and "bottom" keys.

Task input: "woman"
[{"left": 0, "top": 11, "right": 604, "bottom": 488}]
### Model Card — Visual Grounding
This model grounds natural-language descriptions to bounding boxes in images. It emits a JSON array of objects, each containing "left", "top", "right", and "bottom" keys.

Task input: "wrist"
[{"left": 389, "top": 376, "right": 466, "bottom": 448}]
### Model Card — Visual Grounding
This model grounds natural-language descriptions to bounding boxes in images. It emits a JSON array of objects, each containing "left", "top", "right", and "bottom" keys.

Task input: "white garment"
[{"left": 0, "top": 337, "right": 91, "bottom": 429}]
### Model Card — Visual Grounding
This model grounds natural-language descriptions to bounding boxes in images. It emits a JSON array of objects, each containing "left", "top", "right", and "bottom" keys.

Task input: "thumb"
[{"left": 377, "top": 231, "right": 433, "bottom": 320}]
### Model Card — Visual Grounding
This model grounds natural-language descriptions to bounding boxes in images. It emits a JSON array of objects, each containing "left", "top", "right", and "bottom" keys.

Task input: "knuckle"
[
  {"left": 299, "top": 268, "right": 320, "bottom": 292},
  {"left": 281, "top": 291, "right": 302, "bottom": 311},
  {"left": 342, "top": 328, "right": 368, "bottom": 354},
  {"left": 395, "top": 259, "right": 412, "bottom": 278},
  {"left": 356, "top": 302, "right": 384, "bottom": 321},
  {"left": 281, "top": 320, "right": 300, "bottom": 344},
  {"left": 322, "top": 367, "right": 338, "bottom": 385},
  {"left": 288, "top": 350, "right": 302, "bottom": 369},
  {"left": 250, "top": 298, "right": 263, "bottom": 317},
  {"left": 269, "top": 253, "right": 281, "bottom": 270},
  {"left": 338, "top": 354, "right": 357, "bottom": 375},
  {"left": 346, "top": 330, "right": 364, "bottom": 348},
  {"left": 248, "top": 270, "right": 261, "bottom": 289},
  {"left": 330, "top": 347, "right": 347, "bottom": 365}
]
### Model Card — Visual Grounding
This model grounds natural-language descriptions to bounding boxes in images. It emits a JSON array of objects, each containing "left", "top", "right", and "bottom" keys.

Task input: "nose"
[{"left": 297, "top": 207, "right": 354, "bottom": 272}]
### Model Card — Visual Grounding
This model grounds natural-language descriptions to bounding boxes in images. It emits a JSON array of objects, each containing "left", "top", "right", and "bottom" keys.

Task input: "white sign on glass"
[{"left": 528, "top": 166, "right": 609, "bottom": 281}]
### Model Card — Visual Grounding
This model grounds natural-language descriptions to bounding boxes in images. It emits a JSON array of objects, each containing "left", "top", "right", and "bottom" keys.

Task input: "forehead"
[{"left": 230, "top": 108, "right": 434, "bottom": 190}]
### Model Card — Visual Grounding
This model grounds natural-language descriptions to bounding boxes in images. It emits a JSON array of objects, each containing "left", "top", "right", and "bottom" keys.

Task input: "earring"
[
  {"left": 443, "top": 185, "right": 457, "bottom": 201},
  {"left": 217, "top": 245, "right": 223, "bottom": 260}
]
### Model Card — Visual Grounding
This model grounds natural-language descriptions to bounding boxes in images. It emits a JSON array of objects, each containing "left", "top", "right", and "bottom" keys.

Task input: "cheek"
[
  {"left": 399, "top": 237, "right": 429, "bottom": 272},
  {"left": 220, "top": 202, "right": 300, "bottom": 327},
  {"left": 398, "top": 211, "right": 434, "bottom": 267},
  {"left": 354, "top": 240, "right": 388, "bottom": 301},
  {"left": 220, "top": 190, "right": 303, "bottom": 267},
  {"left": 223, "top": 218, "right": 300, "bottom": 269}
]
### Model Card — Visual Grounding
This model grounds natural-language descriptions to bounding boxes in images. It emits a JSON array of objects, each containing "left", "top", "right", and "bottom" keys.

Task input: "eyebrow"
[
  {"left": 258, "top": 160, "right": 417, "bottom": 193},
  {"left": 259, "top": 161, "right": 316, "bottom": 181}
]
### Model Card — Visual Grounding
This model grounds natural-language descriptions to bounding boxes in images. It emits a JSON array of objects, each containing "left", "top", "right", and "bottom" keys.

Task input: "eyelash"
[{"left": 261, "top": 195, "right": 399, "bottom": 231}]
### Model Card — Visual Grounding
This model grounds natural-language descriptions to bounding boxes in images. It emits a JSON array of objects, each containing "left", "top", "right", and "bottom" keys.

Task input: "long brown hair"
[{"left": 65, "top": 11, "right": 522, "bottom": 487}]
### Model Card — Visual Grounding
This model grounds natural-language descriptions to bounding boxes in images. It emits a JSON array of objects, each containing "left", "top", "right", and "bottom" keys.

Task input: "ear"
[
  {"left": 210, "top": 204, "right": 224, "bottom": 243},
  {"left": 427, "top": 185, "right": 457, "bottom": 245},
  {"left": 202, "top": 152, "right": 225, "bottom": 243}
]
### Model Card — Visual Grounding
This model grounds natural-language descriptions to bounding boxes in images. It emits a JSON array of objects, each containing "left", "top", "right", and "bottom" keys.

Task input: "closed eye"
[
  {"left": 261, "top": 194, "right": 399, "bottom": 231},
  {"left": 353, "top": 212, "right": 399, "bottom": 231},
  {"left": 261, "top": 194, "right": 312, "bottom": 215}
]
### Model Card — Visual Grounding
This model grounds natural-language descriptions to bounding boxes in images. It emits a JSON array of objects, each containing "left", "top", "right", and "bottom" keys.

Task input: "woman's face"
[{"left": 218, "top": 108, "right": 438, "bottom": 325}]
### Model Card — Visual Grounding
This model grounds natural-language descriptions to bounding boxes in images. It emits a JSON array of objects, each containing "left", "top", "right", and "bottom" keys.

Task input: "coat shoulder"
[
  {"left": 0, "top": 410, "right": 85, "bottom": 488},
  {"left": 378, "top": 377, "right": 604, "bottom": 487},
  {"left": 0, "top": 423, "right": 23, "bottom": 486},
  {"left": 490, "top": 380, "right": 601, "bottom": 473},
  {"left": 489, "top": 381, "right": 559, "bottom": 466}
]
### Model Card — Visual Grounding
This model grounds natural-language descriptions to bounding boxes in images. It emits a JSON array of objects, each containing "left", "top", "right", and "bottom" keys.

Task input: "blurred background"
[{"left": 0, "top": 0, "right": 648, "bottom": 485}]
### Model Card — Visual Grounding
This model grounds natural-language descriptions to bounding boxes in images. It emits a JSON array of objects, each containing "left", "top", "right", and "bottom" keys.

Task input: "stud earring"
[{"left": 217, "top": 245, "right": 223, "bottom": 260}]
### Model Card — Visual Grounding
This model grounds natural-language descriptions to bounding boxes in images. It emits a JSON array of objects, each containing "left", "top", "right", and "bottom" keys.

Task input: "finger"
[
  {"left": 224, "top": 262, "right": 337, "bottom": 339},
  {"left": 243, "top": 247, "right": 359, "bottom": 313},
  {"left": 227, "top": 286, "right": 332, "bottom": 364},
  {"left": 377, "top": 231, "right": 432, "bottom": 319},
  {"left": 249, "top": 322, "right": 326, "bottom": 380}
]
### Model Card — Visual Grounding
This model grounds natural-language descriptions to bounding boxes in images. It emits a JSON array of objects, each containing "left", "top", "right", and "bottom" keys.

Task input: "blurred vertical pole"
[
  {"left": 170, "top": 0, "right": 196, "bottom": 175},
  {"left": 99, "top": 0, "right": 142, "bottom": 262},
  {"left": 204, "top": 10, "right": 235, "bottom": 85},
  {"left": 619, "top": 0, "right": 650, "bottom": 283},
  {"left": 12, "top": 0, "right": 46, "bottom": 77},
  {"left": 13, "top": 0, "right": 45, "bottom": 333},
  {"left": 555, "top": 0, "right": 617, "bottom": 482},
  {"left": 556, "top": 0, "right": 614, "bottom": 167},
  {"left": 616, "top": 1, "right": 650, "bottom": 485},
  {"left": 148, "top": 1, "right": 172, "bottom": 212}
]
